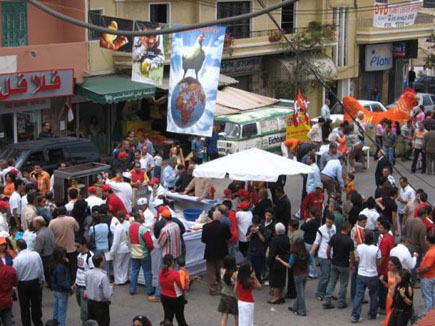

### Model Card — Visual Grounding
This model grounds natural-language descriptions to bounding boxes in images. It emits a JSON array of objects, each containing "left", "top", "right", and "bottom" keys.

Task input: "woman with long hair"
[
  {"left": 235, "top": 262, "right": 261, "bottom": 326},
  {"left": 3, "top": 172, "right": 15, "bottom": 198},
  {"left": 51, "top": 246, "right": 71, "bottom": 326},
  {"left": 388, "top": 269, "right": 413, "bottom": 326},
  {"left": 217, "top": 255, "right": 238, "bottom": 326},
  {"left": 380, "top": 256, "right": 402, "bottom": 326},
  {"left": 132, "top": 315, "right": 152, "bottom": 326},
  {"left": 276, "top": 238, "right": 313, "bottom": 316},
  {"left": 158, "top": 254, "right": 188, "bottom": 326}
]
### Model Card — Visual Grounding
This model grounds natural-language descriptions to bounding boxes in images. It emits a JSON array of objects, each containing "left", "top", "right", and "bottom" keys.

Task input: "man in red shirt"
[
  {"left": 300, "top": 186, "right": 324, "bottom": 220},
  {"left": 422, "top": 206, "right": 435, "bottom": 235},
  {"left": 377, "top": 219, "right": 395, "bottom": 314},
  {"left": 0, "top": 260, "right": 18, "bottom": 325},
  {"left": 219, "top": 201, "right": 239, "bottom": 256},
  {"left": 413, "top": 192, "right": 428, "bottom": 218},
  {"left": 130, "top": 161, "right": 147, "bottom": 188},
  {"left": 101, "top": 184, "right": 128, "bottom": 216}
]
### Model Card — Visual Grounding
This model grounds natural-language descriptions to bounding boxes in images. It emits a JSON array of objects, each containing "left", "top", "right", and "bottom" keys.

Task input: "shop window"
[
  {"left": 281, "top": 1, "right": 295, "bottom": 34},
  {"left": 1, "top": 1, "right": 28, "bottom": 47},
  {"left": 48, "top": 148, "right": 65, "bottom": 165},
  {"left": 242, "top": 123, "right": 258, "bottom": 138},
  {"left": 333, "top": 7, "right": 348, "bottom": 67},
  {"left": 88, "top": 9, "right": 103, "bottom": 41},
  {"left": 150, "top": 3, "right": 169, "bottom": 24},
  {"left": 217, "top": 1, "right": 251, "bottom": 39}
]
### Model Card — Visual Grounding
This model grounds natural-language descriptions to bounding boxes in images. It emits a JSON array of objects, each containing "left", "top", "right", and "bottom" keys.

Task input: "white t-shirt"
[
  {"left": 314, "top": 224, "right": 336, "bottom": 259},
  {"left": 21, "top": 194, "right": 28, "bottom": 211},
  {"left": 9, "top": 191, "right": 22, "bottom": 216},
  {"left": 357, "top": 244, "right": 381, "bottom": 277},
  {"left": 398, "top": 185, "right": 416, "bottom": 214},
  {"left": 0, "top": 212, "right": 9, "bottom": 234},
  {"left": 85, "top": 195, "right": 105, "bottom": 212},
  {"left": 76, "top": 251, "right": 95, "bottom": 287},
  {"left": 359, "top": 208, "right": 380, "bottom": 231},
  {"left": 236, "top": 211, "right": 253, "bottom": 242},
  {"left": 390, "top": 243, "right": 416, "bottom": 272},
  {"left": 140, "top": 153, "right": 155, "bottom": 171}
]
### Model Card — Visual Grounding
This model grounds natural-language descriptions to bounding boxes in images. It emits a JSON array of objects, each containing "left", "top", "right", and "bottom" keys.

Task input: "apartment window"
[
  {"left": 150, "top": 3, "right": 169, "bottom": 24},
  {"left": 1, "top": 1, "right": 28, "bottom": 47},
  {"left": 281, "top": 1, "right": 295, "bottom": 33},
  {"left": 333, "top": 7, "right": 348, "bottom": 67},
  {"left": 88, "top": 9, "right": 103, "bottom": 41},
  {"left": 217, "top": 1, "right": 251, "bottom": 39}
]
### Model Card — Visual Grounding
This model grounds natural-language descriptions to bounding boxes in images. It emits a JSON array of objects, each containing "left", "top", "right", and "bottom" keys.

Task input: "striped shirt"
[{"left": 157, "top": 221, "right": 181, "bottom": 258}]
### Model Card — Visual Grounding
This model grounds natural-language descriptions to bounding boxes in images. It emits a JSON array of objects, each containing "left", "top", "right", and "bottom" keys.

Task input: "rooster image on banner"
[{"left": 167, "top": 25, "right": 226, "bottom": 137}]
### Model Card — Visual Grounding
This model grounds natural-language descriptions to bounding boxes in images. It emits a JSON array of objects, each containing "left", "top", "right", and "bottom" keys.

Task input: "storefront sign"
[
  {"left": 365, "top": 44, "right": 393, "bottom": 71},
  {"left": 220, "top": 57, "right": 262, "bottom": 76},
  {"left": 373, "top": 1, "right": 422, "bottom": 28},
  {"left": 0, "top": 99, "right": 50, "bottom": 114},
  {"left": 0, "top": 69, "right": 73, "bottom": 102},
  {"left": 393, "top": 42, "right": 406, "bottom": 58}
]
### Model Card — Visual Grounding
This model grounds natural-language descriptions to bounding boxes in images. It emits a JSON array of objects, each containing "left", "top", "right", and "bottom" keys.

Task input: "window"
[
  {"left": 48, "top": 148, "right": 65, "bottom": 164},
  {"left": 88, "top": 9, "right": 103, "bottom": 41},
  {"left": 242, "top": 123, "right": 257, "bottom": 138},
  {"left": 333, "top": 7, "right": 348, "bottom": 67},
  {"left": 217, "top": 1, "right": 251, "bottom": 39},
  {"left": 281, "top": 1, "right": 295, "bottom": 34},
  {"left": 25, "top": 151, "right": 45, "bottom": 170},
  {"left": 422, "top": 95, "right": 431, "bottom": 106},
  {"left": 1, "top": 1, "right": 27, "bottom": 47},
  {"left": 371, "top": 104, "right": 384, "bottom": 112},
  {"left": 150, "top": 3, "right": 169, "bottom": 24}
]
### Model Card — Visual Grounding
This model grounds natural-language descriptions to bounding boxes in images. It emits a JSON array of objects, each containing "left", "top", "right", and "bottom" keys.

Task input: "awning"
[
  {"left": 76, "top": 75, "right": 156, "bottom": 104},
  {"left": 158, "top": 74, "right": 239, "bottom": 90}
]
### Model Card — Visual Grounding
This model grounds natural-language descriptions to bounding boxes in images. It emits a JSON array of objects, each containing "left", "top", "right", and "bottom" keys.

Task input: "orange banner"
[{"left": 343, "top": 88, "right": 418, "bottom": 126}]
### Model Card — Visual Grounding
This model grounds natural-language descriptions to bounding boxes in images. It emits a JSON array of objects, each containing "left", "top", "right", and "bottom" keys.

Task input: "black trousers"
[
  {"left": 66, "top": 251, "right": 77, "bottom": 284},
  {"left": 88, "top": 300, "right": 110, "bottom": 326},
  {"left": 161, "top": 295, "right": 188, "bottom": 326},
  {"left": 17, "top": 279, "right": 43, "bottom": 326},
  {"left": 208, "top": 153, "right": 219, "bottom": 161},
  {"left": 41, "top": 255, "right": 53, "bottom": 288}
]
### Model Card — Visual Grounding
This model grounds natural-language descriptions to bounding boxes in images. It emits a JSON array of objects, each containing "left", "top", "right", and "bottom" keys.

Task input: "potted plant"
[{"left": 268, "top": 29, "right": 283, "bottom": 42}]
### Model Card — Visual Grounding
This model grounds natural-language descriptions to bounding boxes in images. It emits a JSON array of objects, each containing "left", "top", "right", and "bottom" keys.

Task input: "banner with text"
[
  {"left": 167, "top": 26, "right": 226, "bottom": 137},
  {"left": 373, "top": 1, "right": 422, "bottom": 28}
]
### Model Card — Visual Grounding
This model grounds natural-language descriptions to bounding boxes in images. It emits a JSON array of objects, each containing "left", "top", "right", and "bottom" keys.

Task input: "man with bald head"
[
  {"left": 201, "top": 210, "right": 231, "bottom": 295},
  {"left": 33, "top": 216, "right": 56, "bottom": 287}
]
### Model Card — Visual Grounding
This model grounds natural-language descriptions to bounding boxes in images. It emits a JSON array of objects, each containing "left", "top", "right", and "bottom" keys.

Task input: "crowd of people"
[{"left": 0, "top": 109, "right": 434, "bottom": 326}]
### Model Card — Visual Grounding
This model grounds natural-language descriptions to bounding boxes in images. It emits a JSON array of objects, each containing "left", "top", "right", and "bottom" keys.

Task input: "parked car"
[
  {"left": 311, "top": 100, "right": 387, "bottom": 124},
  {"left": 0, "top": 137, "right": 100, "bottom": 174},
  {"left": 414, "top": 75, "right": 435, "bottom": 94},
  {"left": 387, "top": 93, "right": 435, "bottom": 114}
]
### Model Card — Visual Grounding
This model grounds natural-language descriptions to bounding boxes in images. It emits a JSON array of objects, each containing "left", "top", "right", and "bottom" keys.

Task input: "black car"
[
  {"left": 0, "top": 137, "right": 100, "bottom": 174},
  {"left": 414, "top": 75, "right": 435, "bottom": 94}
]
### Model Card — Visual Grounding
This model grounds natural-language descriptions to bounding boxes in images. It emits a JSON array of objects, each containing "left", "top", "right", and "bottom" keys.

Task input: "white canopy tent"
[{"left": 193, "top": 148, "right": 314, "bottom": 182}]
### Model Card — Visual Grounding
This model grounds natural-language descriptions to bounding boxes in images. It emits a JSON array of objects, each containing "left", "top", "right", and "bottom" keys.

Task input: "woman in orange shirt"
[
  {"left": 380, "top": 256, "right": 402, "bottom": 326},
  {"left": 3, "top": 172, "right": 16, "bottom": 198}
]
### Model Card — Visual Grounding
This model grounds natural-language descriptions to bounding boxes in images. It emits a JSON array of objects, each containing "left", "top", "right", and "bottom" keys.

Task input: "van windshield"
[
  {"left": 223, "top": 122, "right": 240, "bottom": 138},
  {"left": 0, "top": 148, "right": 24, "bottom": 162}
]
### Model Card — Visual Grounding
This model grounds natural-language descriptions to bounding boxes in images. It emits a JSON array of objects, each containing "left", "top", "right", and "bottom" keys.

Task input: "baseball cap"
[
  {"left": 148, "top": 177, "right": 160, "bottom": 185},
  {"left": 137, "top": 197, "right": 148, "bottom": 206},
  {"left": 88, "top": 186, "right": 97, "bottom": 194},
  {"left": 0, "top": 201, "right": 10, "bottom": 210},
  {"left": 101, "top": 184, "right": 112, "bottom": 192}
]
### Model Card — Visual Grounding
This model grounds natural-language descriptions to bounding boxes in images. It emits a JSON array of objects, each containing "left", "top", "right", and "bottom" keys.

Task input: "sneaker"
[
  {"left": 147, "top": 295, "right": 160, "bottom": 303},
  {"left": 350, "top": 317, "right": 363, "bottom": 323},
  {"left": 323, "top": 302, "right": 335, "bottom": 309},
  {"left": 337, "top": 303, "right": 348, "bottom": 309}
]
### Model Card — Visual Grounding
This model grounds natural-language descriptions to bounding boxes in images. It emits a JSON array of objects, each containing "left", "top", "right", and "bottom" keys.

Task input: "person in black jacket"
[
  {"left": 375, "top": 150, "right": 392, "bottom": 186},
  {"left": 51, "top": 246, "right": 71, "bottom": 326},
  {"left": 201, "top": 211, "right": 231, "bottom": 296},
  {"left": 253, "top": 188, "right": 272, "bottom": 219},
  {"left": 301, "top": 207, "right": 321, "bottom": 279},
  {"left": 273, "top": 187, "right": 291, "bottom": 227}
]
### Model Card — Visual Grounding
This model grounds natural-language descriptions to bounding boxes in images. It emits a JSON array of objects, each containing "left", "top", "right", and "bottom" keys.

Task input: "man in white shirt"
[
  {"left": 397, "top": 177, "right": 415, "bottom": 238},
  {"left": 310, "top": 214, "right": 336, "bottom": 300},
  {"left": 106, "top": 179, "right": 133, "bottom": 214},
  {"left": 74, "top": 237, "right": 94, "bottom": 324},
  {"left": 308, "top": 118, "right": 324, "bottom": 149},
  {"left": 137, "top": 197, "right": 155, "bottom": 231},
  {"left": 321, "top": 157, "right": 345, "bottom": 199},
  {"left": 359, "top": 197, "right": 380, "bottom": 232},
  {"left": 350, "top": 231, "right": 381, "bottom": 323},
  {"left": 139, "top": 146, "right": 154, "bottom": 180},
  {"left": 390, "top": 238, "right": 417, "bottom": 272},
  {"left": 236, "top": 201, "right": 253, "bottom": 257},
  {"left": 85, "top": 186, "right": 104, "bottom": 212},
  {"left": 65, "top": 188, "right": 79, "bottom": 213},
  {"left": 9, "top": 179, "right": 23, "bottom": 228},
  {"left": 0, "top": 201, "right": 10, "bottom": 233},
  {"left": 320, "top": 99, "right": 331, "bottom": 141}
]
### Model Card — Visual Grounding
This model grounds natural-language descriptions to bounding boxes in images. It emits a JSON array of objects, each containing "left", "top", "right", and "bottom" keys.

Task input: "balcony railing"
[{"left": 357, "top": 12, "right": 433, "bottom": 28}]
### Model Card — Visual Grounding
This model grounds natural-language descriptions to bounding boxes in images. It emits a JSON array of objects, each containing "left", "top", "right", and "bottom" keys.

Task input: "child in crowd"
[
  {"left": 344, "top": 173, "right": 355, "bottom": 198},
  {"left": 153, "top": 151, "right": 163, "bottom": 179},
  {"left": 177, "top": 257, "right": 190, "bottom": 291},
  {"left": 235, "top": 263, "right": 261, "bottom": 326},
  {"left": 218, "top": 255, "right": 238, "bottom": 326}
]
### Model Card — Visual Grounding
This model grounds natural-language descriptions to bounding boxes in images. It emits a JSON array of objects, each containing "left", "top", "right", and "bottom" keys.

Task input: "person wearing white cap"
[{"left": 137, "top": 197, "right": 155, "bottom": 231}]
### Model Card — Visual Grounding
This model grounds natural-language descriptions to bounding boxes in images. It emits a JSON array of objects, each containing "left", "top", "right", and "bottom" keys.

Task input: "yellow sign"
[{"left": 286, "top": 113, "right": 310, "bottom": 141}]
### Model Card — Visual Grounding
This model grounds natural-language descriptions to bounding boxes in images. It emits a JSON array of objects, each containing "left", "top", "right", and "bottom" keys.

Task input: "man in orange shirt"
[
  {"left": 418, "top": 233, "right": 435, "bottom": 315},
  {"left": 281, "top": 138, "right": 304, "bottom": 159},
  {"left": 31, "top": 164, "right": 50, "bottom": 196}
]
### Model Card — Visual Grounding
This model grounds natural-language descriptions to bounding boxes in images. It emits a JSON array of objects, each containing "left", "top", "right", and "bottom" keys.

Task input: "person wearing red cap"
[
  {"left": 236, "top": 201, "right": 253, "bottom": 257},
  {"left": 85, "top": 186, "right": 104, "bottom": 212},
  {"left": 0, "top": 257, "right": 18, "bottom": 326},
  {"left": 102, "top": 184, "right": 128, "bottom": 216}
]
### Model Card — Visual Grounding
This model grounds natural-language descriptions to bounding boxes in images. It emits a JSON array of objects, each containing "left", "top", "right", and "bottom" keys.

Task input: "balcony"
[
  {"left": 0, "top": 42, "right": 88, "bottom": 82},
  {"left": 356, "top": 12, "right": 434, "bottom": 44}
]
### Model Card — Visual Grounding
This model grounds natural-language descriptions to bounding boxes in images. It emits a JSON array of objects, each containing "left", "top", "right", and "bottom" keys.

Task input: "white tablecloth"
[{"left": 165, "top": 192, "right": 217, "bottom": 211}]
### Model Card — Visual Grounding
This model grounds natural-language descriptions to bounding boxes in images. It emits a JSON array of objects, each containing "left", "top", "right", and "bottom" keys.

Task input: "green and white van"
[{"left": 215, "top": 103, "right": 294, "bottom": 156}]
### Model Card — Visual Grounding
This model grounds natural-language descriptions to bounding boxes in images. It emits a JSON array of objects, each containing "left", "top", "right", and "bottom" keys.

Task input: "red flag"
[{"left": 296, "top": 89, "right": 307, "bottom": 113}]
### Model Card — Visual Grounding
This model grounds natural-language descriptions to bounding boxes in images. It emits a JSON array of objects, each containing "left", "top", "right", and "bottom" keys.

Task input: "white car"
[
  {"left": 387, "top": 93, "right": 435, "bottom": 115},
  {"left": 311, "top": 100, "right": 387, "bottom": 125}
]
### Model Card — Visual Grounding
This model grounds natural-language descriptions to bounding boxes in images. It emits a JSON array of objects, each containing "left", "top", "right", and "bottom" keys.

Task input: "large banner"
[
  {"left": 373, "top": 1, "right": 422, "bottom": 28},
  {"left": 286, "top": 90, "right": 309, "bottom": 141},
  {"left": 167, "top": 26, "right": 226, "bottom": 137},
  {"left": 88, "top": 14, "right": 133, "bottom": 52},
  {"left": 132, "top": 21, "right": 165, "bottom": 85}
]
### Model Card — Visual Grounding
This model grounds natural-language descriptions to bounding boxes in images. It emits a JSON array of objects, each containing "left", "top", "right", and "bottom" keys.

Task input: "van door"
[{"left": 240, "top": 123, "right": 261, "bottom": 151}]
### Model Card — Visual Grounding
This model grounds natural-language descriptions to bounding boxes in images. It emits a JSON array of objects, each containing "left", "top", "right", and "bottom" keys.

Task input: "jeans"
[
  {"left": 421, "top": 278, "right": 435, "bottom": 316},
  {"left": 378, "top": 277, "right": 388, "bottom": 310},
  {"left": 154, "top": 166, "right": 161, "bottom": 179},
  {"left": 305, "top": 243, "right": 317, "bottom": 278},
  {"left": 384, "top": 146, "right": 395, "bottom": 166},
  {"left": 350, "top": 262, "right": 358, "bottom": 300},
  {"left": 293, "top": 273, "right": 307, "bottom": 314},
  {"left": 53, "top": 291, "right": 69, "bottom": 326},
  {"left": 130, "top": 256, "right": 154, "bottom": 295},
  {"left": 324, "top": 264, "right": 350, "bottom": 305},
  {"left": 247, "top": 255, "right": 265, "bottom": 283},
  {"left": 74, "top": 286, "right": 88, "bottom": 324},
  {"left": 0, "top": 308, "right": 12, "bottom": 326},
  {"left": 315, "top": 258, "right": 330, "bottom": 298},
  {"left": 411, "top": 254, "right": 423, "bottom": 286},
  {"left": 351, "top": 275, "right": 379, "bottom": 320}
]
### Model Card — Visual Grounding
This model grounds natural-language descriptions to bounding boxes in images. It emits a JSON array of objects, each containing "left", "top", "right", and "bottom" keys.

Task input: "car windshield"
[
  {"left": 330, "top": 103, "right": 344, "bottom": 114},
  {"left": 223, "top": 122, "right": 241, "bottom": 138}
]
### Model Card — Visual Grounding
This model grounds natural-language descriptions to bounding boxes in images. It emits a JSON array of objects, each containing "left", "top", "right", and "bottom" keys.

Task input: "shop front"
[
  {"left": 220, "top": 57, "right": 263, "bottom": 93},
  {"left": 0, "top": 69, "right": 74, "bottom": 145}
]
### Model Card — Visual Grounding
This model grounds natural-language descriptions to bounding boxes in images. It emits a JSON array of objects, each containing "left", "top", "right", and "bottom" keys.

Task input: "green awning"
[{"left": 76, "top": 75, "right": 156, "bottom": 104}]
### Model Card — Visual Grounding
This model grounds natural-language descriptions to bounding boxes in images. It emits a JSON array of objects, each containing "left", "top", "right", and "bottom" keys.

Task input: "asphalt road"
[{"left": 11, "top": 157, "right": 433, "bottom": 325}]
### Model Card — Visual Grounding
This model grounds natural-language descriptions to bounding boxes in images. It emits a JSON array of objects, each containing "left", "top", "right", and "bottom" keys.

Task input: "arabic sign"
[
  {"left": 0, "top": 99, "right": 50, "bottom": 114},
  {"left": 220, "top": 57, "right": 262, "bottom": 76},
  {"left": 0, "top": 69, "right": 73, "bottom": 102},
  {"left": 373, "top": 1, "right": 422, "bottom": 28},
  {"left": 365, "top": 44, "right": 393, "bottom": 71}
]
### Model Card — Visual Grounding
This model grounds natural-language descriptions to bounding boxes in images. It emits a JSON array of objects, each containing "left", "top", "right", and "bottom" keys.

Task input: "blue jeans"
[
  {"left": 130, "top": 256, "right": 154, "bottom": 295},
  {"left": 53, "top": 291, "right": 69, "bottom": 326},
  {"left": 421, "top": 278, "right": 435, "bottom": 316},
  {"left": 315, "top": 258, "right": 330, "bottom": 298},
  {"left": 324, "top": 264, "right": 350, "bottom": 305},
  {"left": 154, "top": 166, "right": 161, "bottom": 179},
  {"left": 293, "top": 273, "right": 307, "bottom": 314},
  {"left": 351, "top": 275, "right": 379, "bottom": 320},
  {"left": 305, "top": 243, "right": 317, "bottom": 278},
  {"left": 384, "top": 146, "right": 395, "bottom": 166}
]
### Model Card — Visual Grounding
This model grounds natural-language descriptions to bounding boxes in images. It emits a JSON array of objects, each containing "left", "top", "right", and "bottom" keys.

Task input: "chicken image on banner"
[
  {"left": 88, "top": 14, "right": 133, "bottom": 52},
  {"left": 167, "top": 25, "right": 226, "bottom": 137},
  {"left": 132, "top": 21, "right": 165, "bottom": 85}
]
